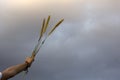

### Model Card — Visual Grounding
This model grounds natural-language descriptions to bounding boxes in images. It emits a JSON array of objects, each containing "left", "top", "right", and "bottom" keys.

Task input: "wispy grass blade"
[
  {"left": 39, "top": 18, "right": 46, "bottom": 41},
  {"left": 49, "top": 19, "right": 64, "bottom": 35},
  {"left": 31, "top": 51, "right": 36, "bottom": 58},
  {"left": 32, "top": 17, "right": 64, "bottom": 59},
  {"left": 43, "top": 15, "right": 51, "bottom": 33}
]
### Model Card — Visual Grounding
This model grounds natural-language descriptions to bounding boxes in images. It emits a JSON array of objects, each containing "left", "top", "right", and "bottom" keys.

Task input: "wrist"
[
  {"left": 23, "top": 62, "right": 29, "bottom": 71},
  {"left": 25, "top": 61, "right": 30, "bottom": 66}
]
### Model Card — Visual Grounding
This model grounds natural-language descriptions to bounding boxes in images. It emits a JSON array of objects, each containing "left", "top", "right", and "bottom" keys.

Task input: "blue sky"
[{"left": 0, "top": 0, "right": 120, "bottom": 80}]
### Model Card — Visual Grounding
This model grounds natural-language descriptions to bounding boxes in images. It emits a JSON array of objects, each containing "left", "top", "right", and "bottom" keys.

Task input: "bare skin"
[{"left": 1, "top": 57, "right": 34, "bottom": 80}]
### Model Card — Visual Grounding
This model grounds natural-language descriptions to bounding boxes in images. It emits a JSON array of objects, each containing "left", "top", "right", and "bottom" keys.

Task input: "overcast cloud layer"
[{"left": 0, "top": 0, "right": 120, "bottom": 80}]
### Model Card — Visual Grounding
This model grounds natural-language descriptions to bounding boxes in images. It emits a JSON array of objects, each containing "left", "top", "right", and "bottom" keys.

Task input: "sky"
[{"left": 0, "top": 0, "right": 120, "bottom": 80}]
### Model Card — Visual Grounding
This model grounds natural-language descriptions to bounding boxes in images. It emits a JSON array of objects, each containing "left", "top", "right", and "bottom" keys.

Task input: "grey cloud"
[{"left": 0, "top": 0, "right": 120, "bottom": 80}]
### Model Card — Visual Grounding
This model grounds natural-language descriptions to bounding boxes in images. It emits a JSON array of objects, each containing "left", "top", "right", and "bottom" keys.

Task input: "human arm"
[{"left": 1, "top": 57, "right": 34, "bottom": 80}]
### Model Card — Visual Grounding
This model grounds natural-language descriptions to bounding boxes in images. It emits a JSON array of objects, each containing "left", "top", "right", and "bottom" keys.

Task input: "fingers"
[{"left": 25, "top": 57, "right": 34, "bottom": 64}]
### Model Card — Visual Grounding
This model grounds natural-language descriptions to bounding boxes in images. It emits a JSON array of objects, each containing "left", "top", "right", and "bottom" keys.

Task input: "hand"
[{"left": 25, "top": 56, "right": 34, "bottom": 67}]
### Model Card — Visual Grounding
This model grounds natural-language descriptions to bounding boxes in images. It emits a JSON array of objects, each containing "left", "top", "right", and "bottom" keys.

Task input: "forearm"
[
  {"left": 1, "top": 62, "right": 28, "bottom": 79},
  {"left": 1, "top": 57, "right": 34, "bottom": 80}
]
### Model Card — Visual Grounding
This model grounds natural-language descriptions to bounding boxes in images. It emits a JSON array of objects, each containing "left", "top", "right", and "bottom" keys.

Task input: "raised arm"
[{"left": 1, "top": 57, "right": 34, "bottom": 80}]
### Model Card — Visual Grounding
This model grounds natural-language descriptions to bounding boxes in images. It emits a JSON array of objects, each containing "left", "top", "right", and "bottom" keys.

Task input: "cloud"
[{"left": 0, "top": 0, "right": 120, "bottom": 80}]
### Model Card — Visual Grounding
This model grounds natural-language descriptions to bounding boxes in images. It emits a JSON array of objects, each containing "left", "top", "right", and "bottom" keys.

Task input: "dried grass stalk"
[
  {"left": 49, "top": 19, "right": 64, "bottom": 35},
  {"left": 31, "top": 51, "right": 36, "bottom": 58},
  {"left": 39, "top": 18, "right": 46, "bottom": 40},
  {"left": 43, "top": 15, "right": 51, "bottom": 33},
  {"left": 31, "top": 17, "right": 64, "bottom": 58}
]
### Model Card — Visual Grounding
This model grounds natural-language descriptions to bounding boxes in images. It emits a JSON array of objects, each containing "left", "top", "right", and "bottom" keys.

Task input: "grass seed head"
[{"left": 49, "top": 19, "right": 64, "bottom": 35}]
